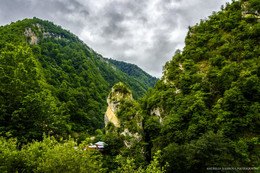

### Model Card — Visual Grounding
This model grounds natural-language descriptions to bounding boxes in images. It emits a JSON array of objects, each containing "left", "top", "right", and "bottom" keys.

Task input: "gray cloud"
[{"left": 0, "top": 0, "right": 232, "bottom": 77}]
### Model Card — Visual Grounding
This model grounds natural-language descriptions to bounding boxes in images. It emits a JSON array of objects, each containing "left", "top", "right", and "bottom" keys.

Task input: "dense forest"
[
  {"left": 140, "top": 0, "right": 260, "bottom": 171},
  {"left": 0, "top": 0, "right": 260, "bottom": 172},
  {"left": 0, "top": 17, "right": 157, "bottom": 143},
  {"left": 107, "top": 58, "right": 158, "bottom": 90}
]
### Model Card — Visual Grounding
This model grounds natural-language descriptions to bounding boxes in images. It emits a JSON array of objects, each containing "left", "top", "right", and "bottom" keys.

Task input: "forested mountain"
[
  {"left": 100, "top": 0, "right": 260, "bottom": 171},
  {"left": 0, "top": 17, "right": 156, "bottom": 142},
  {"left": 1, "top": 0, "right": 260, "bottom": 172},
  {"left": 138, "top": 0, "right": 260, "bottom": 171},
  {"left": 107, "top": 58, "right": 158, "bottom": 90}
]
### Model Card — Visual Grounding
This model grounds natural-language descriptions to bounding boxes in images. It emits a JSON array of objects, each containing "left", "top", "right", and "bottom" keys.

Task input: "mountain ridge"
[
  {"left": 107, "top": 58, "right": 158, "bottom": 90},
  {"left": 0, "top": 17, "right": 157, "bottom": 141}
]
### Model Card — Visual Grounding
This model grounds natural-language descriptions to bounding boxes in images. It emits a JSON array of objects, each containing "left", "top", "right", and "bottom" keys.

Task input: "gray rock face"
[
  {"left": 150, "top": 107, "right": 163, "bottom": 123},
  {"left": 104, "top": 83, "right": 133, "bottom": 128},
  {"left": 120, "top": 128, "right": 142, "bottom": 148},
  {"left": 104, "top": 97, "right": 120, "bottom": 128},
  {"left": 24, "top": 28, "right": 38, "bottom": 44},
  {"left": 24, "top": 24, "right": 66, "bottom": 45},
  {"left": 104, "top": 83, "right": 143, "bottom": 148}
]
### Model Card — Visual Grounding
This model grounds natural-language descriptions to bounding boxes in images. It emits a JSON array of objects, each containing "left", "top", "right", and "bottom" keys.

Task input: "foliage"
[
  {"left": 112, "top": 82, "right": 132, "bottom": 95},
  {"left": 1, "top": 0, "right": 260, "bottom": 171},
  {"left": 139, "top": 0, "right": 260, "bottom": 171},
  {"left": 0, "top": 135, "right": 169, "bottom": 173},
  {"left": 162, "top": 132, "right": 238, "bottom": 173},
  {"left": 0, "top": 17, "right": 155, "bottom": 140},
  {"left": 107, "top": 58, "right": 158, "bottom": 90},
  {"left": 0, "top": 44, "right": 69, "bottom": 143},
  {"left": 0, "top": 136, "right": 104, "bottom": 173},
  {"left": 115, "top": 150, "right": 167, "bottom": 173}
]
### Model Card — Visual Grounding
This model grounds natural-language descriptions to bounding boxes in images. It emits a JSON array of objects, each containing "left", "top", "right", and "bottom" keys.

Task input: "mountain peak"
[{"left": 0, "top": 17, "right": 156, "bottom": 138}]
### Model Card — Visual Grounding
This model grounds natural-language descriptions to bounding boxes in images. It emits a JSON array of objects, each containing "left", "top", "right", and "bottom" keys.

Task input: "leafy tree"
[
  {"left": 0, "top": 136, "right": 104, "bottom": 173},
  {"left": 0, "top": 44, "right": 68, "bottom": 142}
]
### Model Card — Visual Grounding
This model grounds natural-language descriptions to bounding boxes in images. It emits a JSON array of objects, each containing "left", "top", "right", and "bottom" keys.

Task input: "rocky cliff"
[
  {"left": 104, "top": 82, "right": 143, "bottom": 148},
  {"left": 104, "top": 82, "right": 133, "bottom": 128}
]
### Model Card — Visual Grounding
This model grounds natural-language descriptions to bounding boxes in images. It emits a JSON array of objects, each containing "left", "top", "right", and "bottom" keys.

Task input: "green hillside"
[
  {"left": 0, "top": 17, "right": 154, "bottom": 142},
  {"left": 107, "top": 58, "right": 158, "bottom": 89},
  {"left": 0, "top": 0, "right": 260, "bottom": 172},
  {"left": 139, "top": 0, "right": 260, "bottom": 171}
]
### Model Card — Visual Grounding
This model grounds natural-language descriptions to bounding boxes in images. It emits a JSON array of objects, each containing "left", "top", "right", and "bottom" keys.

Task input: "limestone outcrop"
[
  {"left": 150, "top": 107, "right": 163, "bottom": 123},
  {"left": 24, "top": 23, "right": 67, "bottom": 45},
  {"left": 24, "top": 28, "right": 38, "bottom": 44},
  {"left": 104, "top": 99, "right": 120, "bottom": 128},
  {"left": 104, "top": 82, "right": 133, "bottom": 128},
  {"left": 104, "top": 82, "right": 143, "bottom": 148}
]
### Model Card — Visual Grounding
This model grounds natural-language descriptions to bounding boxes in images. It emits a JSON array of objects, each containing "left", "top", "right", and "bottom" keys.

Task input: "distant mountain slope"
[
  {"left": 107, "top": 58, "right": 158, "bottom": 89},
  {"left": 0, "top": 17, "right": 155, "bottom": 141}
]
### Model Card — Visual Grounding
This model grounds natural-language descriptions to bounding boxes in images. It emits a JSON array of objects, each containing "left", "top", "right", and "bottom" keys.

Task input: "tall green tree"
[{"left": 0, "top": 44, "right": 69, "bottom": 142}]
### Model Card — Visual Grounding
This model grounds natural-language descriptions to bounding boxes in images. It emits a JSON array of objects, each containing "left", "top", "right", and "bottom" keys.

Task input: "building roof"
[
  {"left": 94, "top": 141, "right": 107, "bottom": 148},
  {"left": 88, "top": 143, "right": 96, "bottom": 148}
]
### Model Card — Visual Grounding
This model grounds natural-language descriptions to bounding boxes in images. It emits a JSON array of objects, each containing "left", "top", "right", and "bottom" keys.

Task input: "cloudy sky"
[{"left": 0, "top": 0, "right": 232, "bottom": 77}]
